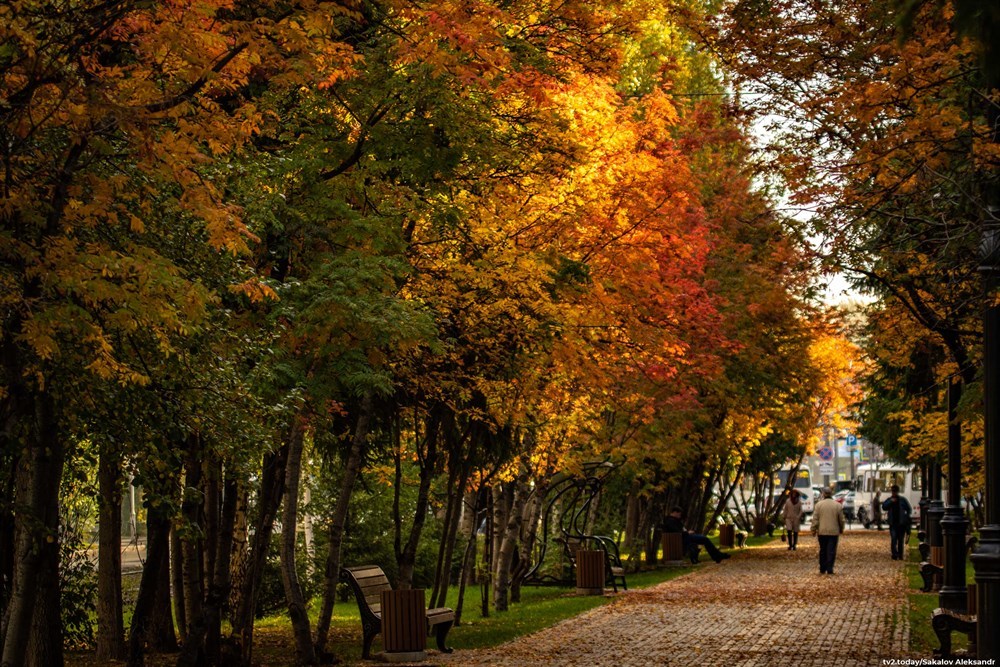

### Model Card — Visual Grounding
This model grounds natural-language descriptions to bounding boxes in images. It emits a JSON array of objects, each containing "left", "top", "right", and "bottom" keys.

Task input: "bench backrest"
[{"left": 342, "top": 565, "right": 392, "bottom": 617}]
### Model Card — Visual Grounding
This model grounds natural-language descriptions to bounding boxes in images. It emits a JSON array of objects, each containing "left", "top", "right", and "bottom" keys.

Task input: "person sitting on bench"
[{"left": 662, "top": 507, "right": 731, "bottom": 564}]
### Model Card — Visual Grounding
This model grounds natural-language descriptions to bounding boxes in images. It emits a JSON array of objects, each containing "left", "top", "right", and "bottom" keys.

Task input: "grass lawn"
[{"left": 905, "top": 540, "right": 976, "bottom": 656}]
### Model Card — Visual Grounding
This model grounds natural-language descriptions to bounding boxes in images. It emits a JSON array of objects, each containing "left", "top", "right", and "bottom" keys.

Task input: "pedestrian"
[
  {"left": 872, "top": 490, "right": 883, "bottom": 531},
  {"left": 881, "top": 484, "right": 912, "bottom": 560},
  {"left": 810, "top": 487, "right": 845, "bottom": 574},
  {"left": 661, "top": 507, "right": 731, "bottom": 564},
  {"left": 783, "top": 488, "right": 803, "bottom": 551}
]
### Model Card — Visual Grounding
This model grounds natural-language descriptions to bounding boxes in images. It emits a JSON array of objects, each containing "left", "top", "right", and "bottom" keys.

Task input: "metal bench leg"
[
  {"left": 362, "top": 626, "right": 377, "bottom": 659},
  {"left": 932, "top": 620, "right": 953, "bottom": 658},
  {"left": 434, "top": 621, "right": 454, "bottom": 654}
]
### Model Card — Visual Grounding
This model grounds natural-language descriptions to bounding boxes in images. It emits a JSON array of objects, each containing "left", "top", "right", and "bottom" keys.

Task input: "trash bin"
[
  {"left": 576, "top": 550, "right": 605, "bottom": 595},
  {"left": 662, "top": 532, "right": 684, "bottom": 562},
  {"left": 381, "top": 588, "right": 427, "bottom": 662},
  {"left": 753, "top": 514, "right": 767, "bottom": 537},
  {"left": 719, "top": 524, "right": 735, "bottom": 548}
]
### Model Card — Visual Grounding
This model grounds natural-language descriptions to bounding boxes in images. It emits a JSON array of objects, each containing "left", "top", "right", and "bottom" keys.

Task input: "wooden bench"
[
  {"left": 919, "top": 562, "right": 942, "bottom": 592},
  {"left": 932, "top": 607, "right": 977, "bottom": 658},
  {"left": 919, "top": 535, "right": 979, "bottom": 592},
  {"left": 340, "top": 565, "right": 454, "bottom": 659}
]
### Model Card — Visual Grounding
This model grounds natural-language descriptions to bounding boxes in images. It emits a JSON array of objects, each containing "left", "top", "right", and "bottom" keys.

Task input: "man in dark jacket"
[
  {"left": 881, "top": 484, "right": 913, "bottom": 560},
  {"left": 662, "top": 507, "right": 730, "bottom": 564}
]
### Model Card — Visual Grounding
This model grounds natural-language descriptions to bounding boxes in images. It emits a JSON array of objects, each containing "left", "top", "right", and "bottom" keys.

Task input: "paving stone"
[{"left": 441, "top": 531, "right": 910, "bottom": 666}]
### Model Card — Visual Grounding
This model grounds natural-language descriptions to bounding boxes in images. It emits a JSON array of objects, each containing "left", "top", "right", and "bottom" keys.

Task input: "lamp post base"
[
  {"left": 939, "top": 506, "right": 968, "bottom": 612},
  {"left": 970, "top": 524, "right": 1000, "bottom": 659}
]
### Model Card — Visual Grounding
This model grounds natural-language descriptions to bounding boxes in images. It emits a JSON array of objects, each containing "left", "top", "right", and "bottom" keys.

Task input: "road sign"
[
  {"left": 818, "top": 461, "right": 834, "bottom": 475},
  {"left": 846, "top": 434, "right": 858, "bottom": 451},
  {"left": 818, "top": 446, "right": 833, "bottom": 461}
]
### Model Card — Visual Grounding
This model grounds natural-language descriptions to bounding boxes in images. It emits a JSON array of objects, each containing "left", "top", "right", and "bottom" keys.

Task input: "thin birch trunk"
[
  {"left": 280, "top": 422, "right": 317, "bottom": 665},
  {"left": 314, "top": 392, "right": 372, "bottom": 656}
]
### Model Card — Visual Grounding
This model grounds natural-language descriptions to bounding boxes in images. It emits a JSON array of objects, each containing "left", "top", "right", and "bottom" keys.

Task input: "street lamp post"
[
  {"left": 927, "top": 458, "right": 945, "bottom": 578},
  {"left": 939, "top": 379, "right": 968, "bottom": 611},
  {"left": 919, "top": 460, "right": 930, "bottom": 534},
  {"left": 971, "top": 226, "right": 1000, "bottom": 659}
]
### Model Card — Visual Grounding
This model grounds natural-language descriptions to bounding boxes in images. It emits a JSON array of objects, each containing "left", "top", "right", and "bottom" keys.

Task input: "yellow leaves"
[
  {"left": 229, "top": 278, "right": 279, "bottom": 303},
  {"left": 20, "top": 319, "right": 60, "bottom": 361},
  {"left": 84, "top": 329, "right": 151, "bottom": 387}
]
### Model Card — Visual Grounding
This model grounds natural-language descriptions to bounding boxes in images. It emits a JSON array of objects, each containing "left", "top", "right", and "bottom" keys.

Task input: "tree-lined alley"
[{"left": 2, "top": 0, "right": 996, "bottom": 665}]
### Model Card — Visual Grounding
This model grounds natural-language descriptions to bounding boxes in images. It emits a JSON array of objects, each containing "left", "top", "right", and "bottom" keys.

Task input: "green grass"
[{"left": 905, "top": 542, "right": 976, "bottom": 656}]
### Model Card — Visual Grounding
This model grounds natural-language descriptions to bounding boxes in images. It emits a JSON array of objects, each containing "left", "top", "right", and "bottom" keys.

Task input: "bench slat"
[
  {"left": 426, "top": 608, "right": 455, "bottom": 624},
  {"left": 362, "top": 588, "right": 389, "bottom": 600}
]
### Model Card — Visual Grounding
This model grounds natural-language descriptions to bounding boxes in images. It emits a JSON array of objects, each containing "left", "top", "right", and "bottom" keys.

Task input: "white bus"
[{"left": 853, "top": 463, "right": 923, "bottom": 526}]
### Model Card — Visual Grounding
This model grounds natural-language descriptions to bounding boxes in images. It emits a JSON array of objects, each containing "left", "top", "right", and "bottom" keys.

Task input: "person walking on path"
[
  {"left": 783, "top": 489, "right": 804, "bottom": 551},
  {"left": 662, "top": 507, "right": 731, "bottom": 564},
  {"left": 881, "top": 484, "right": 912, "bottom": 560},
  {"left": 872, "top": 490, "right": 882, "bottom": 530},
  {"left": 811, "top": 487, "right": 845, "bottom": 574},
  {"left": 872, "top": 490, "right": 883, "bottom": 530},
  {"left": 439, "top": 530, "right": 911, "bottom": 667}
]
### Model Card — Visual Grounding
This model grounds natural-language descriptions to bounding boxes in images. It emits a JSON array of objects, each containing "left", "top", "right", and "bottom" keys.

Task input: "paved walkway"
[{"left": 441, "top": 531, "right": 909, "bottom": 666}]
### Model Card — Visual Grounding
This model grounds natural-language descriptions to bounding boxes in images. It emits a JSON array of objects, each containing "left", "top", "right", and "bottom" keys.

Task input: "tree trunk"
[
  {"left": 181, "top": 447, "right": 204, "bottom": 644},
  {"left": 178, "top": 472, "right": 238, "bottom": 667},
  {"left": 624, "top": 480, "right": 640, "bottom": 547},
  {"left": 27, "top": 531, "right": 63, "bottom": 667},
  {"left": 708, "top": 457, "right": 746, "bottom": 531},
  {"left": 127, "top": 510, "right": 172, "bottom": 667},
  {"left": 314, "top": 392, "right": 372, "bottom": 657},
  {"left": 0, "top": 451, "right": 18, "bottom": 644},
  {"left": 431, "top": 456, "right": 470, "bottom": 609},
  {"left": 430, "top": 463, "right": 460, "bottom": 608},
  {"left": 97, "top": 446, "right": 126, "bottom": 661},
  {"left": 225, "top": 440, "right": 290, "bottom": 667},
  {"left": 279, "top": 421, "right": 318, "bottom": 665},
  {"left": 148, "top": 525, "right": 179, "bottom": 652},
  {"left": 490, "top": 485, "right": 509, "bottom": 583},
  {"left": 494, "top": 463, "right": 531, "bottom": 611},
  {"left": 202, "top": 457, "right": 221, "bottom": 601},
  {"left": 459, "top": 489, "right": 477, "bottom": 547},
  {"left": 394, "top": 410, "right": 439, "bottom": 589},
  {"left": 1, "top": 392, "right": 65, "bottom": 667},
  {"left": 623, "top": 494, "right": 647, "bottom": 573},
  {"left": 170, "top": 527, "right": 187, "bottom": 644},
  {"left": 511, "top": 480, "right": 545, "bottom": 604},
  {"left": 226, "top": 487, "right": 249, "bottom": 625},
  {"left": 302, "top": 489, "right": 315, "bottom": 578},
  {"left": 480, "top": 488, "right": 493, "bottom": 618},
  {"left": 454, "top": 493, "right": 482, "bottom": 626}
]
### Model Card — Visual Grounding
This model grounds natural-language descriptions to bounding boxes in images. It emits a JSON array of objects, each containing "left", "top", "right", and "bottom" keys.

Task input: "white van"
[{"left": 853, "top": 463, "right": 922, "bottom": 525}]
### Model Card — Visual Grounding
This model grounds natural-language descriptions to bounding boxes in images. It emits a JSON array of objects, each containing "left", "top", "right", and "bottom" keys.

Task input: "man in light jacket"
[{"left": 811, "top": 487, "right": 846, "bottom": 574}]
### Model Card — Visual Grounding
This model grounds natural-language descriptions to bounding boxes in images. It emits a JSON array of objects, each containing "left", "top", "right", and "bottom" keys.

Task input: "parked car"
[{"left": 834, "top": 490, "right": 856, "bottom": 521}]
